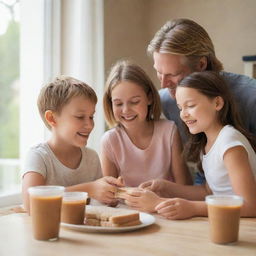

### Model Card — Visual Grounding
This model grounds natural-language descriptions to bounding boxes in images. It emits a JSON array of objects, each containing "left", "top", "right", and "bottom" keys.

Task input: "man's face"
[{"left": 153, "top": 52, "right": 193, "bottom": 99}]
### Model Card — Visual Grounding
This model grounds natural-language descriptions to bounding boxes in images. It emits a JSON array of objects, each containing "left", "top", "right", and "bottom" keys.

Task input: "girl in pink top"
[{"left": 101, "top": 60, "right": 192, "bottom": 187}]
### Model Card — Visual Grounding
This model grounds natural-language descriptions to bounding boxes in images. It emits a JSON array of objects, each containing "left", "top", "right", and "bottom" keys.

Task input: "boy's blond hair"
[{"left": 38, "top": 76, "right": 97, "bottom": 130}]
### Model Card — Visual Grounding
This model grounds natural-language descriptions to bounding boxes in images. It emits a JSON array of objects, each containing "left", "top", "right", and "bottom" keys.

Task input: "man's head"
[
  {"left": 148, "top": 18, "right": 223, "bottom": 98},
  {"left": 38, "top": 76, "right": 97, "bottom": 130}
]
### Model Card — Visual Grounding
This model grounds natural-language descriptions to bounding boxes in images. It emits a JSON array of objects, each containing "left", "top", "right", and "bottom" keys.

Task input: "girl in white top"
[
  {"left": 123, "top": 71, "right": 256, "bottom": 218},
  {"left": 101, "top": 60, "right": 192, "bottom": 187}
]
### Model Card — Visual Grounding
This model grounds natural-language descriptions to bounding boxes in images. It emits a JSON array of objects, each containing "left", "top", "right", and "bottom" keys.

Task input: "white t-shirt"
[
  {"left": 203, "top": 125, "right": 256, "bottom": 195},
  {"left": 22, "top": 142, "right": 102, "bottom": 186}
]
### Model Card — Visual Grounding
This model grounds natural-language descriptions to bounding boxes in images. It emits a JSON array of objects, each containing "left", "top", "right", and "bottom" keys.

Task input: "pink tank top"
[{"left": 100, "top": 119, "right": 177, "bottom": 187}]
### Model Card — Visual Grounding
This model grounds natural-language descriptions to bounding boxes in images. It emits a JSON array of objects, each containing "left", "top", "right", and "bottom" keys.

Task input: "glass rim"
[
  {"left": 205, "top": 195, "right": 243, "bottom": 206},
  {"left": 28, "top": 185, "right": 65, "bottom": 196},
  {"left": 63, "top": 191, "right": 88, "bottom": 201}
]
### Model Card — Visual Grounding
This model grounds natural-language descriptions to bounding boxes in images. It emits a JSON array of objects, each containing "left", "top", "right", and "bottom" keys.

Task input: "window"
[
  {"left": 0, "top": 0, "right": 104, "bottom": 207},
  {"left": 0, "top": 0, "right": 20, "bottom": 196}
]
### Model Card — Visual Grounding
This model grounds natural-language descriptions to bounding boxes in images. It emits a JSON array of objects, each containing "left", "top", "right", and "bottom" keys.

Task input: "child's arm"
[
  {"left": 224, "top": 146, "right": 256, "bottom": 217},
  {"left": 123, "top": 189, "right": 208, "bottom": 218},
  {"left": 22, "top": 172, "right": 46, "bottom": 213},
  {"left": 122, "top": 184, "right": 209, "bottom": 218},
  {"left": 155, "top": 199, "right": 208, "bottom": 219},
  {"left": 171, "top": 129, "right": 193, "bottom": 185},
  {"left": 122, "top": 189, "right": 165, "bottom": 213},
  {"left": 65, "top": 176, "right": 124, "bottom": 205},
  {"left": 101, "top": 152, "right": 119, "bottom": 178},
  {"left": 139, "top": 179, "right": 211, "bottom": 200}
]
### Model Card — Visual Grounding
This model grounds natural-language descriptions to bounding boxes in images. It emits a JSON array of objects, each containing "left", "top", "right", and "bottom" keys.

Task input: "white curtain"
[
  {"left": 20, "top": 0, "right": 105, "bottom": 163},
  {"left": 61, "top": 0, "right": 105, "bottom": 153}
]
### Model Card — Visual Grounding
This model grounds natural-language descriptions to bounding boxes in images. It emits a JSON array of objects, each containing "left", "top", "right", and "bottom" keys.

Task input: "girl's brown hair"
[
  {"left": 178, "top": 71, "right": 256, "bottom": 164},
  {"left": 104, "top": 60, "right": 161, "bottom": 128}
]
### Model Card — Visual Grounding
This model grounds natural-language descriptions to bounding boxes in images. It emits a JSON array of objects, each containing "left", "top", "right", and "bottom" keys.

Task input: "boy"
[{"left": 22, "top": 76, "right": 122, "bottom": 212}]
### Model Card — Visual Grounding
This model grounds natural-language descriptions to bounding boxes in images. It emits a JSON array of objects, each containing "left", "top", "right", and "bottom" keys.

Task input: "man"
[{"left": 148, "top": 18, "right": 256, "bottom": 183}]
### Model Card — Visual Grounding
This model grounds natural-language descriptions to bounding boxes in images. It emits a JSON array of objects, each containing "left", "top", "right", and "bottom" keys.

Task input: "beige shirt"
[{"left": 22, "top": 142, "right": 102, "bottom": 186}]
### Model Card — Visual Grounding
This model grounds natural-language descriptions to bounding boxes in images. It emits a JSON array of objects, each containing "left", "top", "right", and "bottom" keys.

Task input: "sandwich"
[
  {"left": 84, "top": 205, "right": 141, "bottom": 227},
  {"left": 115, "top": 186, "right": 137, "bottom": 199}
]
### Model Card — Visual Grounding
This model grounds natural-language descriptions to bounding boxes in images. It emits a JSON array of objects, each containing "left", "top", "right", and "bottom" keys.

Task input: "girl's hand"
[
  {"left": 155, "top": 198, "right": 196, "bottom": 220},
  {"left": 139, "top": 179, "right": 173, "bottom": 197},
  {"left": 123, "top": 189, "right": 163, "bottom": 213}
]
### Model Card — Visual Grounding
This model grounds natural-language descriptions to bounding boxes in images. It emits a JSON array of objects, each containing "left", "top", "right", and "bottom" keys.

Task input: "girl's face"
[
  {"left": 111, "top": 81, "right": 151, "bottom": 129},
  {"left": 176, "top": 87, "right": 222, "bottom": 136},
  {"left": 52, "top": 95, "right": 95, "bottom": 148}
]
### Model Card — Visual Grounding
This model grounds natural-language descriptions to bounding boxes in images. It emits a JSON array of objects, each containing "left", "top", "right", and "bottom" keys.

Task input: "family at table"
[{"left": 21, "top": 18, "right": 256, "bottom": 220}]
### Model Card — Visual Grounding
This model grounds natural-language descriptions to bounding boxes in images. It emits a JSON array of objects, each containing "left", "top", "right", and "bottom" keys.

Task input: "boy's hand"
[
  {"left": 90, "top": 176, "right": 124, "bottom": 205},
  {"left": 105, "top": 176, "right": 125, "bottom": 187},
  {"left": 123, "top": 189, "right": 163, "bottom": 213},
  {"left": 155, "top": 198, "right": 195, "bottom": 220}
]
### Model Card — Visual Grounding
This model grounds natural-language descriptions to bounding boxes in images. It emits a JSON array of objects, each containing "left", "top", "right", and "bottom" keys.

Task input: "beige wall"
[
  {"left": 104, "top": 0, "right": 151, "bottom": 78},
  {"left": 104, "top": 0, "right": 256, "bottom": 87}
]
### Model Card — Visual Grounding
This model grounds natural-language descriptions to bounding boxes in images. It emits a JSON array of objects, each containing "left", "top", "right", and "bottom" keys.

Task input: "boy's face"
[{"left": 52, "top": 95, "right": 95, "bottom": 148}]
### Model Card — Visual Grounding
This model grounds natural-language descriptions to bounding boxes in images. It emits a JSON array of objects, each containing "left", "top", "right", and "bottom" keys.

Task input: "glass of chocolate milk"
[
  {"left": 206, "top": 195, "right": 243, "bottom": 244},
  {"left": 28, "top": 186, "right": 65, "bottom": 241},
  {"left": 61, "top": 192, "right": 88, "bottom": 225}
]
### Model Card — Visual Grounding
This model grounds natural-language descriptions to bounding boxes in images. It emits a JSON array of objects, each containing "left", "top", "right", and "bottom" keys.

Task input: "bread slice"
[
  {"left": 85, "top": 218, "right": 100, "bottom": 226},
  {"left": 115, "top": 187, "right": 136, "bottom": 199},
  {"left": 101, "top": 219, "right": 141, "bottom": 227},
  {"left": 84, "top": 205, "right": 141, "bottom": 227}
]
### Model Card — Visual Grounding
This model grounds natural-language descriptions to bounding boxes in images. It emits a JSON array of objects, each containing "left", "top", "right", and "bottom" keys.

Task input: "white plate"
[{"left": 61, "top": 212, "right": 155, "bottom": 233}]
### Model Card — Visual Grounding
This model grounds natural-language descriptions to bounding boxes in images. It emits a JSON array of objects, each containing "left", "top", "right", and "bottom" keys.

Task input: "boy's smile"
[{"left": 52, "top": 95, "right": 96, "bottom": 148}]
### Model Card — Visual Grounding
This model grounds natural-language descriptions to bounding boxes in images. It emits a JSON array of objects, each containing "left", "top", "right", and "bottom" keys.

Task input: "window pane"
[{"left": 0, "top": 0, "right": 20, "bottom": 193}]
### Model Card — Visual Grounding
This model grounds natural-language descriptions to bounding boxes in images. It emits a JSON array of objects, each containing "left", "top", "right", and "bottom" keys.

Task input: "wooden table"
[{"left": 0, "top": 211, "right": 256, "bottom": 256}]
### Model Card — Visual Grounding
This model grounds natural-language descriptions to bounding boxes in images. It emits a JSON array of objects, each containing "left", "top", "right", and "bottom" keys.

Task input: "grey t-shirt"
[
  {"left": 22, "top": 142, "right": 102, "bottom": 186},
  {"left": 159, "top": 71, "right": 256, "bottom": 142}
]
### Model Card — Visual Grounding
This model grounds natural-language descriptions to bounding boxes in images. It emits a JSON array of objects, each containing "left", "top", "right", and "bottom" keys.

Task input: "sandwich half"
[
  {"left": 84, "top": 205, "right": 141, "bottom": 227},
  {"left": 115, "top": 187, "right": 137, "bottom": 199}
]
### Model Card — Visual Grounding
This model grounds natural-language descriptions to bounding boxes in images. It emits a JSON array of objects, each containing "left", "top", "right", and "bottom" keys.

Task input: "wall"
[
  {"left": 104, "top": 0, "right": 256, "bottom": 88},
  {"left": 104, "top": 0, "right": 151, "bottom": 79}
]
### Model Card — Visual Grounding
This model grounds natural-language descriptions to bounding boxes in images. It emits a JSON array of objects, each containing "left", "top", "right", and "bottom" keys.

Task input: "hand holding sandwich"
[
  {"left": 88, "top": 176, "right": 124, "bottom": 205},
  {"left": 122, "top": 188, "right": 165, "bottom": 213},
  {"left": 139, "top": 179, "right": 174, "bottom": 197}
]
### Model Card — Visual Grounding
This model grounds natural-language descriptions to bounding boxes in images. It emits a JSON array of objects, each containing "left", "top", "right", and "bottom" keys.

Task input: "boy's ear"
[
  {"left": 45, "top": 110, "right": 56, "bottom": 127},
  {"left": 215, "top": 96, "right": 224, "bottom": 111}
]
